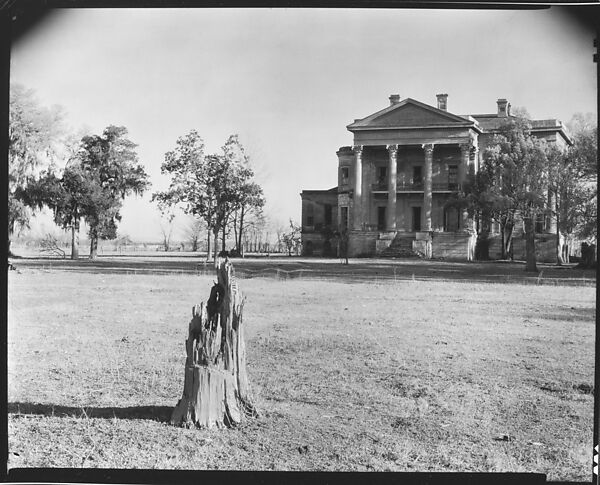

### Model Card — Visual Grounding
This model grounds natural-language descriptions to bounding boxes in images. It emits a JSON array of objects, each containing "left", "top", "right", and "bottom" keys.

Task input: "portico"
[
  {"left": 348, "top": 141, "right": 479, "bottom": 234},
  {"left": 338, "top": 94, "right": 482, "bottom": 257}
]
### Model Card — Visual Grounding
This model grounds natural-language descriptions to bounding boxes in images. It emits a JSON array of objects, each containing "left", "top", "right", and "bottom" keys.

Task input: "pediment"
[{"left": 348, "top": 98, "right": 472, "bottom": 130}]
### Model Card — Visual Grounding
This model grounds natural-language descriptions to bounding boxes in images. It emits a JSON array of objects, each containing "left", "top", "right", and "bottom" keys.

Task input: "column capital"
[
  {"left": 459, "top": 141, "right": 474, "bottom": 153},
  {"left": 353, "top": 145, "right": 363, "bottom": 155},
  {"left": 422, "top": 143, "right": 434, "bottom": 154},
  {"left": 386, "top": 144, "right": 398, "bottom": 155}
]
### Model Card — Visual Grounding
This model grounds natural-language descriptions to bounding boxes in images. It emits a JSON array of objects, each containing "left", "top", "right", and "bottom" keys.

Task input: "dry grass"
[{"left": 7, "top": 266, "right": 595, "bottom": 480}]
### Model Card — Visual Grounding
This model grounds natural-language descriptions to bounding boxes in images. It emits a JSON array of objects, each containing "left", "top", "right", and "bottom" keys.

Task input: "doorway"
[
  {"left": 412, "top": 206, "right": 422, "bottom": 232},
  {"left": 444, "top": 206, "right": 459, "bottom": 232},
  {"left": 377, "top": 206, "right": 386, "bottom": 231}
]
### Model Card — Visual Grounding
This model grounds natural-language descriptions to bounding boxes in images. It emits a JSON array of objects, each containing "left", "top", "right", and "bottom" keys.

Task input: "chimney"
[
  {"left": 497, "top": 98, "right": 509, "bottom": 117},
  {"left": 436, "top": 93, "right": 448, "bottom": 111},
  {"left": 389, "top": 94, "right": 401, "bottom": 106}
]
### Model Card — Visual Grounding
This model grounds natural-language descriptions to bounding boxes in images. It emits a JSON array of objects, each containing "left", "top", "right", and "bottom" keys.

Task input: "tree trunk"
[
  {"left": 523, "top": 216, "right": 538, "bottom": 273},
  {"left": 206, "top": 228, "right": 211, "bottom": 262},
  {"left": 237, "top": 206, "right": 245, "bottom": 257},
  {"left": 213, "top": 230, "right": 219, "bottom": 265},
  {"left": 232, "top": 212, "right": 239, "bottom": 252},
  {"left": 506, "top": 227, "right": 514, "bottom": 260},
  {"left": 71, "top": 220, "right": 79, "bottom": 260},
  {"left": 89, "top": 234, "right": 98, "bottom": 260},
  {"left": 8, "top": 218, "right": 15, "bottom": 257},
  {"left": 171, "top": 257, "right": 257, "bottom": 428},
  {"left": 221, "top": 224, "right": 227, "bottom": 253},
  {"left": 499, "top": 220, "right": 507, "bottom": 260},
  {"left": 555, "top": 213, "right": 564, "bottom": 266}
]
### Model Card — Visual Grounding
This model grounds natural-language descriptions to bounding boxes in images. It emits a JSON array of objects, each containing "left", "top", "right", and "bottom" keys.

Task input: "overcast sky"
[{"left": 11, "top": 7, "right": 596, "bottom": 242}]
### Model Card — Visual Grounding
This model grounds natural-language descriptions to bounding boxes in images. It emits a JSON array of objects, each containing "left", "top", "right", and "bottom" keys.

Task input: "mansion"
[{"left": 300, "top": 94, "right": 572, "bottom": 261}]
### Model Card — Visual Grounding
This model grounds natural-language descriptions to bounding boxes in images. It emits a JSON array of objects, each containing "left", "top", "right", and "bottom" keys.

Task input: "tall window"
[
  {"left": 324, "top": 204, "right": 332, "bottom": 225},
  {"left": 377, "top": 206, "right": 386, "bottom": 231},
  {"left": 448, "top": 165, "right": 458, "bottom": 190},
  {"left": 412, "top": 166, "right": 423, "bottom": 186},
  {"left": 377, "top": 166, "right": 387, "bottom": 185},
  {"left": 306, "top": 204, "right": 314, "bottom": 226},
  {"left": 340, "top": 207, "right": 349, "bottom": 231},
  {"left": 341, "top": 167, "right": 349, "bottom": 185}
]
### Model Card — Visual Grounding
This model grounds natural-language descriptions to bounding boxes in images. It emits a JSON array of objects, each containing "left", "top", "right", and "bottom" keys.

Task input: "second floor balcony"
[{"left": 371, "top": 181, "right": 460, "bottom": 192}]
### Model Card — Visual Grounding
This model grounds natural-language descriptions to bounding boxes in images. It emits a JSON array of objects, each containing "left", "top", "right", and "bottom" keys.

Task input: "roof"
[
  {"left": 301, "top": 186, "right": 338, "bottom": 195},
  {"left": 471, "top": 114, "right": 573, "bottom": 145},
  {"left": 347, "top": 97, "right": 482, "bottom": 133}
]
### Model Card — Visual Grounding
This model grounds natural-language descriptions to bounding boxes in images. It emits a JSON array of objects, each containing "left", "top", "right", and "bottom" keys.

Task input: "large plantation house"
[{"left": 300, "top": 94, "right": 572, "bottom": 261}]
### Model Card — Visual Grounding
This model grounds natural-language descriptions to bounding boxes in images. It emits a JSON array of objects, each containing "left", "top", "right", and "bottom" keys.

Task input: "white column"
[
  {"left": 386, "top": 144, "right": 398, "bottom": 231},
  {"left": 459, "top": 142, "right": 472, "bottom": 231},
  {"left": 352, "top": 145, "right": 363, "bottom": 230},
  {"left": 547, "top": 189, "right": 557, "bottom": 234},
  {"left": 422, "top": 143, "right": 434, "bottom": 231}
]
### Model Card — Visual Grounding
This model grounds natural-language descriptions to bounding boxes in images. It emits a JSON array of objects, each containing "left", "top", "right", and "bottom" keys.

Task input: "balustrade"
[{"left": 371, "top": 182, "right": 460, "bottom": 192}]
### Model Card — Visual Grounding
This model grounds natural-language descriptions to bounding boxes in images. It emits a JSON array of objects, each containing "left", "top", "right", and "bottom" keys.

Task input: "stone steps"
[{"left": 380, "top": 235, "right": 421, "bottom": 258}]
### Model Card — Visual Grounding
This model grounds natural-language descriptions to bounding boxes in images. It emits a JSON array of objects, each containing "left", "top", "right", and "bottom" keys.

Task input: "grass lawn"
[{"left": 7, "top": 262, "right": 595, "bottom": 480}]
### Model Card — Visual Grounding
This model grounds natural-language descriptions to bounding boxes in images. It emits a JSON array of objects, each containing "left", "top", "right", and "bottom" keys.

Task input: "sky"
[{"left": 10, "top": 7, "right": 597, "bottom": 243}]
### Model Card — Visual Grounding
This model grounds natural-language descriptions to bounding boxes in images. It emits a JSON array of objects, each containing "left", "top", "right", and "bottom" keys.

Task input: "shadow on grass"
[
  {"left": 8, "top": 402, "right": 173, "bottom": 422},
  {"left": 529, "top": 307, "right": 595, "bottom": 323}
]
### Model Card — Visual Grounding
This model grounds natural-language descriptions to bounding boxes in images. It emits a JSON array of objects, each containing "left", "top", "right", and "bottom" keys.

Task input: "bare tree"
[
  {"left": 158, "top": 210, "right": 176, "bottom": 252},
  {"left": 39, "top": 233, "right": 67, "bottom": 259},
  {"left": 185, "top": 216, "right": 205, "bottom": 252},
  {"left": 281, "top": 219, "right": 302, "bottom": 256}
]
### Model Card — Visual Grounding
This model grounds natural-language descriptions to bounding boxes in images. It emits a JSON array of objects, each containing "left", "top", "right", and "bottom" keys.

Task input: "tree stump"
[{"left": 171, "top": 257, "right": 257, "bottom": 428}]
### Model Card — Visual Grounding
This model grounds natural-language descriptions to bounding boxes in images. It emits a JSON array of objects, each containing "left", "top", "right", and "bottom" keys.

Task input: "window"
[
  {"left": 324, "top": 204, "right": 332, "bottom": 225},
  {"left": 340, "top": 206, "right": 349, "bottom": 230},
  {"left": 377, "top": 166, "right": 387, "bottom": 184},
  {"left": 341, "top": 167, "right": 349, "bottom": 184},
  {"left": 306, "top": 204, "right": 314, "bottom": 226},
  {"left": 448, "top": 165, "right": 458, "bottom": 190},
  {"left": 412, "top": 166, "right": 423, "bottom": 186}
]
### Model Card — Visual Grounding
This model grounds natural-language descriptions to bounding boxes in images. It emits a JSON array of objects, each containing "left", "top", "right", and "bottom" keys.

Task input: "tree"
[
  {"left": 78, "top": 126, "right": 150, "bottom": 259},
  {"left": 281, "top": 219, "right": 301, "bottom": 256},
  {"left": 566, "top": 114, "right": 597, "bottom": 243},
  {"left": 154, "top": 132, "right": 264, "bottom": 263},
  {"left": 239, "top": 211, "right": 268, "bottom": 254},
  {"left": 157, "top": 209, "right": 176, "bottom": 252},
  {"left": 543, "top": 115, "right": 597, "bottom": 265},
  {"left": 185, "top": 216, "right": 205, "bottom": 252},
  {"left": 221, "top": 136, "right": 266, "bottom": 256},
  {"left": 19, "top": 163, "right": 92, "bottom": 260},
  {"left": 8, "top": 84, "right": 65, "bottom": 255},
  {"left": 480, "top": 116, "right": 550, "bottom": 272}
]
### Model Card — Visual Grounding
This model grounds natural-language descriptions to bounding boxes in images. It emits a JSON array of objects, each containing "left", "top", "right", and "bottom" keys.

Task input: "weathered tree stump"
[{"left": 171, "top": 257, "right": 257, "bottom": 428}]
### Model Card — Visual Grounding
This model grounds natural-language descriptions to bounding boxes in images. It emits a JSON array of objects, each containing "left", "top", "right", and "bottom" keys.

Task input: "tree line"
[
  {"left": 151, "top": 130, "right": 266, "bottom": 262},
  {"left": 8, "top": 85, "right": 282, "bottom": 261}
]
